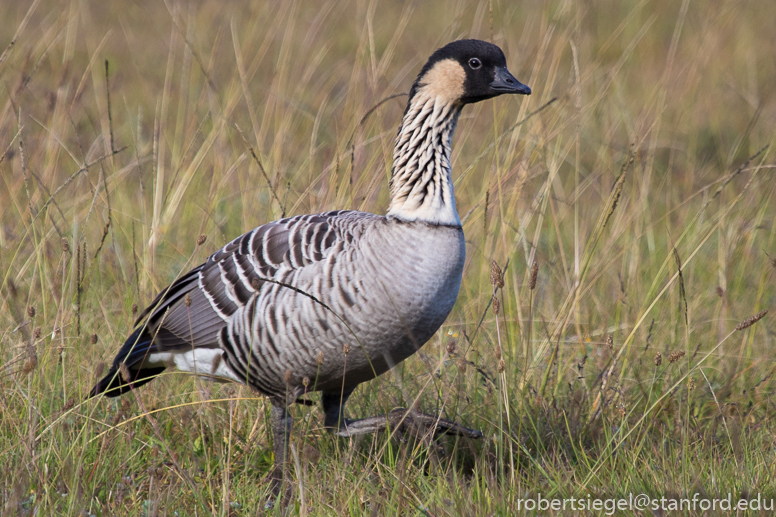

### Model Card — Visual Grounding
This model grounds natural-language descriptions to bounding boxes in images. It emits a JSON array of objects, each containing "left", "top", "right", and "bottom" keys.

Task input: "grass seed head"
[
  {"left": 284, "top": 369, "right": 292, "bottom": 384},
  {"left": 654, "top": 351, "right": 662, "bottom": 366},
  {"left": 184, "top": 293, "right": 192, "bottom": 307},
  {"left": 497, "top": 359, "right": 505, "bottom": 373},
  {"left": 22, "top": 353, "right": 38, "bottom": 375},
  {"left": 603, "top": 146, "right": 634, "bottom": 228},
  {"left": 343, "top": 344, "right": 350, "bottom": 355},
  {"left": 302, "top": 376, "right": 309, "bottom": 388},
  {"left": 736, "top": 310, "right": 768, "bottom": 331},
  {"left": 90, "top": 334, "right": 98, "bottom": 344},
  {"left": 688, "top": 377, "right": 696, "bottom": 391},
  {"left": 716, "top": 286, "right": 725, "bottom": 297},
  {"left": 131, "top": 304, "right": 138, "bottom": 317},
  {"left": 529, "top": 261, "right": 539, "bottom": 290},
  {"left": 119, "top": 362, "right": 131, "bottom": 383},
  {"left": 317, "top": 350, "right": 324, "bottom": 365},
  {"left": 251, "top": 277, "right": 261, "bottom": 290},
  {"left": 606, "top": 335, "right": 614, "bottom": 352},
  {"left": 492, "top": 296, "right": 500, "bottom": 315},
  {"left": 446, "top": 340, "right": 456, "bottom": 354},
  {"left": 33, "top": 327, "right": 41, "bottom": 340},
  {"left": 94, "top": 361, "right": 106, "bottom": 379},
  {"left": 61, "top": 237, "right": 69, "bottom": 253},
  {"left": 490, "top": 260, "right": 504, "bottom": 289},
  {"left": 668, "top": 351, "right": 685, "bottom": 363},
  {"left": 27, "top": 306, "right": 35, "bottom": 318}
]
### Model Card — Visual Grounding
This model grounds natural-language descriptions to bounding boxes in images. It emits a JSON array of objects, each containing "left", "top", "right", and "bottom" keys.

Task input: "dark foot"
[{"left": 335, "top": 408, "right": 483, "bottom": 440}]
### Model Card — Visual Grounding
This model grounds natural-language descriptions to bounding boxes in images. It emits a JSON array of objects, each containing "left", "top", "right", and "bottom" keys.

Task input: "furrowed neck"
[{"left": 386, "top": 90, "right": 463, "bottom": 226}]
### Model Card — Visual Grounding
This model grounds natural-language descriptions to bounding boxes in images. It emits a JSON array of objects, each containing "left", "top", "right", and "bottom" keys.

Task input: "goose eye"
[{"left": 468, "top": 58, "right": 482, "bottom": 70}]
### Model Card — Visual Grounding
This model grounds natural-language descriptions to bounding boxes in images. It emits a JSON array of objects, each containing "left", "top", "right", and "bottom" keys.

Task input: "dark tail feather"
[
  {"left": 88, "top": 327, "right": 166, "bottom": 398},
  {"left": 88, "top": 366, "right": 166, "bottom": 398}
]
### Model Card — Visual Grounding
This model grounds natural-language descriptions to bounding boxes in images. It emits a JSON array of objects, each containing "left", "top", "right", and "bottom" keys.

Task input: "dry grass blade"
[
  {"left": 673, "top": 246, "right": 688, "bottom": 326},
  {"left": 0, "top": 0, "right": 41, "bottom": 70},
  {"left": 709, "top": 145, "right": 769, "bottom": 202},
  {"left": 234, "top": 122, "right": 284, "bottom": 216},
  {"left": 346, "top": 92, "right": 408, "bottom": 182},
  {"left": 104, "top": 60, "right": 115, "bottom": 154},
  {"left": 602, "top": 145, "right": 635, "bottom": 230}
]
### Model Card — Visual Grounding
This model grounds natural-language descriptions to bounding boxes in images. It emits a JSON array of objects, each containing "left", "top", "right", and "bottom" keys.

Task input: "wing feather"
[
  {"left": 91, "top": 209, "right": 380, "bottom": 399},
  {"left": 113, "top": 211, "right": 359, "bottom": 366}
]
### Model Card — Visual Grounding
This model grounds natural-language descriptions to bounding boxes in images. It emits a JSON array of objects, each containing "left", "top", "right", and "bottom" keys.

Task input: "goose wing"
[{"left": 91, "top": 210, "right": 359, "bottom": 396}]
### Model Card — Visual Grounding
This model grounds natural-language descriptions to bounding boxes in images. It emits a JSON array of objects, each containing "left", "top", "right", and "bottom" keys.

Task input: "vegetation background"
[{"left": 1, "top": 0, "right": 774, "bottom": 514}]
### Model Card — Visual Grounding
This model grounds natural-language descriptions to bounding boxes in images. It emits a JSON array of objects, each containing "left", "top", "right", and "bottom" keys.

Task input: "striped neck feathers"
[{"left": 387, "top": 65, "right": 464, "bottom": 226}]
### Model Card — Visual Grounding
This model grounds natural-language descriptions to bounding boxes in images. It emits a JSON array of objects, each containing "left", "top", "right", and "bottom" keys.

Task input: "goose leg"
[
  {"left": 266, "top": 404, "right": 293, "bottom": 508},
  {"left": 321, "top": 388, "right": 354, "bottom": 430}
]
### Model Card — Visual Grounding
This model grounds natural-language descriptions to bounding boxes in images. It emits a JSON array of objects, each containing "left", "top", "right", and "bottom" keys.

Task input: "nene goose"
[{"left": 90, "top": 39, "right": 530, "bottom": 501}]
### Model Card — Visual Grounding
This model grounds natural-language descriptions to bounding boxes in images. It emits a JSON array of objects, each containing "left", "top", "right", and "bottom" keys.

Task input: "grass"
[{"left": 1, "top": 0, "right": 775, "bottom": 514}]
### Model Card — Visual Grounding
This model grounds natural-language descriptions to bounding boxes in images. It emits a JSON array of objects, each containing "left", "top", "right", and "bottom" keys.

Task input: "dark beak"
[{"left": 490, "top": 67, "right": 531, "bottom": 95}]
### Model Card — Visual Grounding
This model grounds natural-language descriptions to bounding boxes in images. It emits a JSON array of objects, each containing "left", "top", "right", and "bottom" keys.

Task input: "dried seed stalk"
[
  {"left": 490, "top": 260, "right": 504, "bottom": 289},
  {"left": 529, "top": 261, "right": 538, "bottom": 290},
  {"left": 736, "top": 310, "right": 767, "bottom": 331}
]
